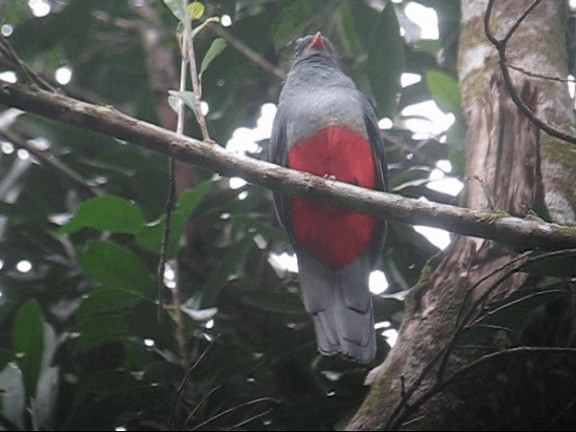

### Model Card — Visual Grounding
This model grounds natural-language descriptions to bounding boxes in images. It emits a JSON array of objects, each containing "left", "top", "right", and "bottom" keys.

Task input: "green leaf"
[
  {"left": 163, "top": 0, "right": 187, "bottom": 22},
  {"left": 77, "top": 240, "right": 155, "bottom": 297},
  {"left": 72, "top": 370, "right": 144, "bottom": 408},
  {"left": 448, "top": 148, "right": 465, "bottom": 176},
  {"left": 425, "top": 69, "right": 462, "bottom": 113},
  {"left": 12, "top": 300, "right": 44, "bottom": 395},
  {"left": 188, "top": 1, "right": 205, "bottom": 20},
  {"left": 351, "top": 1, "right": 405, "bottom": 117},
  {"left": 168, "top": 89, "right": 198, "bottom": 114},
  {"left": 136, "top": 180, "right": 212, "bottom": 257},
  {"left": 447, "top": 113, "right": 466, "bottom": 147},
  {"left": 59, "top": 195, "right": 146, "bottom": 235},
  {"left": 177, "top": 180, "right": 212, "bottom": 216},
  {"left": 35, "top": 367, "right": 59, "bottom": 429},
  {"left": 75, "top": 315, "right": 131, "bottom": 352},
  {"left": 201, "top": 234, "right": 255, "bottom": 306},
  {"left": 39, "top": 322, "right": 57, "bottom": 380},
  {"left": 141, "top": 361, "right": 183, "bottom": 384},
  {"left": 125, "top": 302, "right": 178, "bottom": 351},
  {"left": 530, "top": 202, "right": 553, "bottom": 223},
  {"left": 272, "top": 1, "right": 310, "bottom": 47},
  {"left": 241, "top": 291, "right": 306, "bottom": 315},
  {"left": 413, "top": 39, "right": 442, "bottom": 56},
  {"left": 76, "top": 288, "right": 146, "bottom": 322},
  {"left": 0, "top": 363, "right": 25, "bottom": 429},
  {"left": 200, "top": 38, "right": 227, "bottom": 77}
]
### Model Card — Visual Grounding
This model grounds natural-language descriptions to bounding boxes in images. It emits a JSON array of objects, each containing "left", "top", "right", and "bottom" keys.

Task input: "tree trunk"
[{"left": 348, "top": 1, "right": 576, "bottom": 430}]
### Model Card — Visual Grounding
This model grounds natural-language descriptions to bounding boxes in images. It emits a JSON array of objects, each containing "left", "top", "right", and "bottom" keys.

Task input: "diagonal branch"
[
  {"left": 484, "top": 0, "right": 576, "bottom": 146},
  {"left": 0, "top": 129, "right": 102, "bottom": 197},
  {"left": 208, "top": 23, "right": 286, "bottom": 81},
  {"left": 0, "top": 79, "right": 575, "bottom": 251},
  {"left": 386, "top": 346, "right": 576, "bottom": 430}
]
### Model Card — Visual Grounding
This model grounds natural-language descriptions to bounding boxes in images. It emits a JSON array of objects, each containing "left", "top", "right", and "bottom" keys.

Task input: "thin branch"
[
  {"left": 501, "top": 0, "right": 543, "bottom": 46},
  {"left": 437, "top": 250, "right": 533, "bottom": 378},
  {"left": 484, "top": 0, "right": 576, "bottom": 145},
  {"left": 388, "top": 346, "right": 576, "bottom": 430},
  {"left": 206, "top": 0, "right": 345, "bottom": 81},
  {"left": 461, "top": 249, "right": 576, "bottom": 332},
  {"left": 127, "top": 6, "right": 193, "bottom": 370},
  {"left": 383, "top": 335, "right": 456, "bottom": 430},
  {"left": 182, "top": 19, "right": 210, "bottom": 140},
  {"left": 168, "top": 339, "right": 216, "bottom": 430},
  {"left": 208, "top": 23, "right": 286, "bottom": 80},
  {"left": 506, "top": 63, "right": 576, "bottom": 83},
  {"left": 387, "top": 249, "right": 576, "bottom": 429},
  {"left": 184, "top": 385, "right": 222, "bottom": 426},
  {"left": 225, "top": 409, "right": 273, "bottom": 431},
  {"left": 189, "top": 397, "right": 274, "bottom": 431},
  {"left": 0, "top": 37, "right": 55, "bottom": 91},
  {"left": 0, "top": 129, "right": 101, "bottom": 197},
  {"left": 439, "top": 249, "right": 576, "bottom": 380},
  {"left": 156, "top": 42, "right": 187, "bottom": 369},
  {"left": 465, "top": 287, "right": 566, "bottom": 331},
  {"left": 1, "top": 80, "right": 575, "bottom": 251},
  {"left": 381, "top": 131, "right": 444, "bottom": 169}
]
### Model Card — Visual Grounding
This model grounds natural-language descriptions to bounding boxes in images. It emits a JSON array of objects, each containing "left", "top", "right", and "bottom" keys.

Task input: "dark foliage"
[{"left": 0, "top": 0, "right": 464, "bottom": 429}]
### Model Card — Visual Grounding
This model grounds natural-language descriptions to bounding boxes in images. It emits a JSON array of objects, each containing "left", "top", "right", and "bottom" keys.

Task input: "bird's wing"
[
  {"left": 363, "top": 98, "right": 388, "bottom": 266},
  {"left": 269, "top": 108, "right": 293, "bottom": 238}
]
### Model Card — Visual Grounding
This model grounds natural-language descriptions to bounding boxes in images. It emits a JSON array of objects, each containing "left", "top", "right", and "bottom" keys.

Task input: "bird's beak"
[{"left": 307, "top": 32, "right": 327, "bottom": 51}]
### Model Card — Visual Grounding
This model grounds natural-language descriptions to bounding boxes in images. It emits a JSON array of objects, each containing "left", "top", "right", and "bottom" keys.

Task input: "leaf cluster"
[{"left": 0, "top": 0, "right": 500, "bottom": 430}]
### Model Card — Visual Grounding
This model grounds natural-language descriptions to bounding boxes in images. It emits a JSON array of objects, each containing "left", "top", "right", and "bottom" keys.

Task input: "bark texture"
[
  {"left": 349, "top": 1, "right": 576, "bottom": 430},
  {"left": 2, "top": 82, "right": 574, "bottom": 249}
]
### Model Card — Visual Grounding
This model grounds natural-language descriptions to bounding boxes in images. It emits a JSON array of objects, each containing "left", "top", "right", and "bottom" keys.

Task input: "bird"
[{"left": 270, "top": 32, "right": 388, "bottom": 364}]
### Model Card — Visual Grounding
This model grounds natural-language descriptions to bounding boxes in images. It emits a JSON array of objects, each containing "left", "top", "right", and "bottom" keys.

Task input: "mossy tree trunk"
[{"left": 348, "top": 1, "right": 576, "bottom": 430}]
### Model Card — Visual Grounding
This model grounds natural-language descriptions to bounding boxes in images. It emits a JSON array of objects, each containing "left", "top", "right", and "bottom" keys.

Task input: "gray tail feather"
[
  {"left": 297, "top": 251, "right": 376, "bottom": 364},
  {"left": 311, "top": 295, "right": 376, "bottom": 364}
]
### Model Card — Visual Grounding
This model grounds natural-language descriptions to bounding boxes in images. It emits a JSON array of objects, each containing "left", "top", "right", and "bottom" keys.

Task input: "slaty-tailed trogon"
[{"left": 270, "top": 33, "right": 388, "bottom": 364}]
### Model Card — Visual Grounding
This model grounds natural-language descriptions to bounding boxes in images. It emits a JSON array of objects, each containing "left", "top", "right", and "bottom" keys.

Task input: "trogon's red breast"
[
  {"left": 270, "top": 32, "right": 388, "bottom": 364},
  {"left": 288, "top": 124, "right": 377, "bottom": 269}
]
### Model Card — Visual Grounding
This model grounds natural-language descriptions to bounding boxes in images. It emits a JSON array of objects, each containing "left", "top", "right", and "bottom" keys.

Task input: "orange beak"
[{"left": 309, "top": 32, "right": 326, "bottom": 49}]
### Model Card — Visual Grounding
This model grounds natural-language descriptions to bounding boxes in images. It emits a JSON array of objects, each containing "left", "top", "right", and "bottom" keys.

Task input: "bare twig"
[
  {"left": 500, "top": 0, "right": 543, "bottom": 46},
  {"left": 438, "top": 249, "right": 576, "bottom": 380},
  {"left": 383, "top": 340, "right": 454, "bottom": 430},
  {"left": 189, "top": 397, "right": 274, "bottom": 431},
  {"left": 386, "top": 249, "right": 576, "bottom": 429},
  {"left": 126, "top": 5, "right": 191, "bottom": 368},
  {"left": 182, "top": 18, "right": 210, "bottom": 140},
  {"left": 381, "top": 131, "right": 445, "bottom": 169},
  {"left": 0, "top": 36, "right": 56, "bottom": 91},
  {"left": 168, "top": 339, "right": 216, "bottom": 430},
  {"left": 208, "top": 23, "right": 286, "bottom": 80},
  {"left": 207, "top": 0, "right": 345, "bottom": 81},
  {"left": 156, "top": 39, "right": 187, "bottom": 355},
  {"left": 184, "top": 385, "right": 222, "bottom": 426},
  {"left": 387, "top": 346, "right": 576, "bottom": 430},
  {"left": 506, "top": 63, "right": 576, "bottom": 83},
  {"left": 1, "top": 80, "right": 575, "bottom": 251},
  {"left": 460, "top": 249, "right": 576, "bottom": 333},
  {"left": 0, "top": 129, "right": 101, "bottom": 197},
  {"left": 156, "top": 31, "right": 185, "bottom": 369},
  {"left": 225, "top": 409, "right": 273, "bottom": 431},
  {"left": 484, "top": 0, "right": 576, "bottom": 145}
]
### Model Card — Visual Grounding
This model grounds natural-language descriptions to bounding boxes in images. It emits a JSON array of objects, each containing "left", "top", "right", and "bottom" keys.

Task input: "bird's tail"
[{"left": 297, "top": 251, "right": 376, "bottom": 364}]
